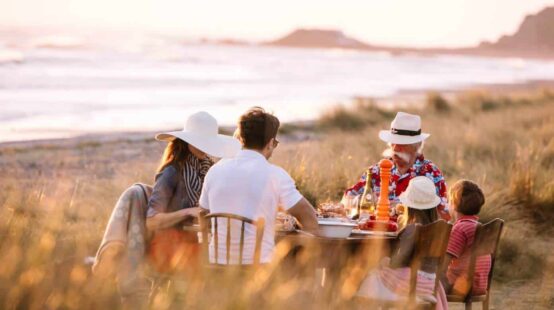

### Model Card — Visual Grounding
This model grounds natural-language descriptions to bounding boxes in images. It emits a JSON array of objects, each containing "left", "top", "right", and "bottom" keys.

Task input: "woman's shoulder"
[{"left": 155, "top": 164, "right": 180, "bottom": 181}]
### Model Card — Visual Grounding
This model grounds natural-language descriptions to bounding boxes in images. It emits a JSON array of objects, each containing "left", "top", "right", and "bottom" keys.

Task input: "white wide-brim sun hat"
[
  {"left": 156, "top": 111, "right": 241, "bottom": 158},
  {"left": 379, "top": 111, "right": 430, "bottom": 145},
  {"left": 398, "top": 176, "right": 441, "bottom": 210}
]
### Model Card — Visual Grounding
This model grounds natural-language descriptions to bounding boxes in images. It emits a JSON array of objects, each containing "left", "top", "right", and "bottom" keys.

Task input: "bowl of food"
[
  {"left": 317, "top": 219, "right": 357, "bottom": 238},
  {"left": 318, "top": 202, "right": 347, "bottom": 218}
]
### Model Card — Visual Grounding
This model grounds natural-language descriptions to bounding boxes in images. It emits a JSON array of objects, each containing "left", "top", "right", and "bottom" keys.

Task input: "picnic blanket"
[
  {"left": 357, "top": 258, "right": 448, "bottom": 309},
  {"left": 92, "top": 183, "right": 152, "bottom": 306}
]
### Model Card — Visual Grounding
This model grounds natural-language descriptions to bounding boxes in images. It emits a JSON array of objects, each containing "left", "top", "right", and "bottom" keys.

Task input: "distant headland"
[{"left": 262, "top": 6, "right": 554, "bottom": 59}]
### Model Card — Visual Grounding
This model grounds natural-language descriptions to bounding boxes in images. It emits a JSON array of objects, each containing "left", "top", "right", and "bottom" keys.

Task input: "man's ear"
[
  {"left": 267, "top": 138, "right": 276, "bottom": 150},
  {"left": 262, "top": 139, "right": 271, "bottom": 153}
]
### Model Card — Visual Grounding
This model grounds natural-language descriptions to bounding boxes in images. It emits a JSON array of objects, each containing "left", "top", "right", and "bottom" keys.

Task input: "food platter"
[
  {"left": 276, "top": 212, "right": 297, "bottom": 232},
  {"left": 276, "top": 198, "right": 403, "bottom": 240},
  {"left": 316, "top": 200, "right": 402, "bottom": 237}
]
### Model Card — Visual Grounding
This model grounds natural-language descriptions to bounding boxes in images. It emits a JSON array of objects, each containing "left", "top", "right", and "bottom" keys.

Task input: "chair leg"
[{"left": 483, "top": 295, "right": 490, "bottom": 310}]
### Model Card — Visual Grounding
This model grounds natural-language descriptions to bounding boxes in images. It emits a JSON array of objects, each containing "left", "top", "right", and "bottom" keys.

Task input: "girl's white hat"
[
  {"left": 379, "top": 112, "right": 430, "bottom": 145},
  {"left": 156, "top": 111, "right": 241, "bottom": 158},
  {"left": 398, "top": 176, "right": 441, "bottom": 210}
]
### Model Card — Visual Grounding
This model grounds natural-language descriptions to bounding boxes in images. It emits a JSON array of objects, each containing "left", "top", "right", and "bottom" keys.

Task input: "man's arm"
[{"left": 287, "top": 197, "right": 319, "bottom": 235}]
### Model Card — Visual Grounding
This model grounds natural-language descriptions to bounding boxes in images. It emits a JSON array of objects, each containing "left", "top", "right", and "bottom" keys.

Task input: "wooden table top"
[
  {"left": 275, "top": 230, "right": 398, "bottom": 246},
  {"left": 184, "top": 224, "right": 398, "bottom": 242}
]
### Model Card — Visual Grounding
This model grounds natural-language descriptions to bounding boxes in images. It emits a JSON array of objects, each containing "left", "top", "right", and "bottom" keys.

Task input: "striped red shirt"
[{"left": 446, "top": 215, "right": 492, "bottom": 295}]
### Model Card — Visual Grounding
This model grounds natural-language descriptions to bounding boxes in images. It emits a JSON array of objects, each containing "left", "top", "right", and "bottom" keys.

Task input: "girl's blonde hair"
[{"left": 400, "top": 206, "right": 439, "bottom": 228}]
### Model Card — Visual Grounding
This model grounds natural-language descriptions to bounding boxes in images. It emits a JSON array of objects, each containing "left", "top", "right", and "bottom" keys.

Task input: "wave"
[
  {"left": 0, "top": 49, "right": 24, "bottom": 64},
  {"left": 505, "top": 57, "right": 527, "bottom": 69},
  {"left": 32, "top": 35, "right": 85, "bottom": 49}
]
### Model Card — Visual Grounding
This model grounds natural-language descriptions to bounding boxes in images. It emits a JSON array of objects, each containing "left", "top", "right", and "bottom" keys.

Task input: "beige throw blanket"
[{"left": 92, "top": 183, "right": 152, "bottom": 306}]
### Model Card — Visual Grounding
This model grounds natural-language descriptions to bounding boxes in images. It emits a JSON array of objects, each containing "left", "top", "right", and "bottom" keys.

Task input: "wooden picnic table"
[
  {"left": 183, "top": 224, "right": 399, "bottom": 299},
  {"left": 275, "top": 230, "right": 399, "bottom": 296},
  {"left": 184, "top": 224, "right": 398, "bottom": 266}
]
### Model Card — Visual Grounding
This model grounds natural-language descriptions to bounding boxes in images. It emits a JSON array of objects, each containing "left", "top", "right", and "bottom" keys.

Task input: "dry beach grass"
[{"left": 0, "top": 89, "right": 553, "bottom": 309}]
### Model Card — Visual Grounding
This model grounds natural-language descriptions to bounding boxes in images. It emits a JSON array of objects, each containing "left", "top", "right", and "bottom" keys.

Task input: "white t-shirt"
[{"left": 199, "top": 150, "right": 303, "bottom": 264}]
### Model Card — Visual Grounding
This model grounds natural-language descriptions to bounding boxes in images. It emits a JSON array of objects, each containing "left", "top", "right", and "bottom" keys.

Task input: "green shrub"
[
  {"left": 456, "top": 92, "right": 511, "bottom": 111},
  {"left": 318, "top": 106, "right": 366, "bottom": 131},
  {"left": 425, "top": 92, "right": 450, "bottom": 112},
  {"left": 318, "top": 99, "right": 394, "bottom": 131}
]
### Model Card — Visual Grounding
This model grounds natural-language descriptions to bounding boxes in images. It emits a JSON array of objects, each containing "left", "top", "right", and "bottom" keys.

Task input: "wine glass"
[{"left": 340, "top": 193, "right": 359, "bottom": 219}]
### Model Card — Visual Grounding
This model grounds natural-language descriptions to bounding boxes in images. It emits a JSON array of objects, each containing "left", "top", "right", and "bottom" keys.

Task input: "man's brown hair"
[
  {"left": 449, "top": 179, "right": 485, "bottom": 216},
  {"left": 238, "top": 107, "right": 280, "bottom": 150}
]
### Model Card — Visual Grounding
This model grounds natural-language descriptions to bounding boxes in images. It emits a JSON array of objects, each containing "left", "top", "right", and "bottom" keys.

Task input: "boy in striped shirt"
[{"left": 442, "top": 180, "right": 491, "bottom": 296}]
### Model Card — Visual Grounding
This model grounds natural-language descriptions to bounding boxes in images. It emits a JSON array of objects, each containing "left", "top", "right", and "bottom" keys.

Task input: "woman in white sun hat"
[
  {"left": 357, "top": 176, "right": 448, "bottom": 309},
  {"left": 93, "top": 111, "right": 240, "bottom": 307},
  {"left": 146, "top": 111, "right": 240, "bottom": 274}
]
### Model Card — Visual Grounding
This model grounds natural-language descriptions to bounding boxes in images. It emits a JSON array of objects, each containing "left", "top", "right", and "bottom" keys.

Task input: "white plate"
[
  {"left": 318, "top": 219, "right": 357, "bottom": 227},
  {"left": 317, "top": 217, "right": 348, "bottom": 222}
]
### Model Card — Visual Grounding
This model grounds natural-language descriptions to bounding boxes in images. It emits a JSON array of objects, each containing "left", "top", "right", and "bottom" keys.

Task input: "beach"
[
  {"left": 3, "top": 42, "right": 554, "bottom": 143},
  {"left": 1, "top": 85, "right": 553, "bottom": 308},
  {"left": 4, "top": 1, "right": 554, "bottom": 308}
]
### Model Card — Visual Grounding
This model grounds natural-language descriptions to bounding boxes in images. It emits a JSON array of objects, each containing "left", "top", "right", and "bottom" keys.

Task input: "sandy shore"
[{"left": 2, "top": 79, "right": 553, "bottom": 152}]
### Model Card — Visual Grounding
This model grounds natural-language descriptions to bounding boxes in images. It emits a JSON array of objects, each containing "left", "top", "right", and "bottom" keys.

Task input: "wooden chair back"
[
  {"left": 409, "top": 219, "right": 453, "bottom": 304},
  {"left": 199, "top": 212, "right": 265, "bottom": 266},
  {"left": 465, "top": 218, "right": 504, "bottom": 299}
]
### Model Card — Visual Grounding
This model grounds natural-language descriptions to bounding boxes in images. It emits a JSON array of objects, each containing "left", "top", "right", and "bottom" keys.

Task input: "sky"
[{"left": 1, "top": 0, "right": 554, "bottom": 48}]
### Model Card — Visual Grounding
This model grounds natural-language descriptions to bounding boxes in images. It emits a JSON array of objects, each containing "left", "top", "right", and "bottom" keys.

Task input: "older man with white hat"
[{"left": 345, "top": 112, "right": 450, "bottom": 220}]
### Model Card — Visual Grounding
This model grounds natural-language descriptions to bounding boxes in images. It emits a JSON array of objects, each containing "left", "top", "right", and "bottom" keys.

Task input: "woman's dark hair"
[
  {"left": 405, "top": 207, "right": 439, "bottom": 226},
  {"left": 238, "top": 107, "right": 280, "bottom": 150},
  {"left": 449, "top": 179, "right": 485, "bottom": 215},
  {"left": 157, "top": 139, "right": 190, "bottom": 173}
]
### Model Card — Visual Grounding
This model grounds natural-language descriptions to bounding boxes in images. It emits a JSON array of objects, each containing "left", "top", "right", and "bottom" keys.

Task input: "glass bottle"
[{"left": 357, "top": 169, "right": 374, "bottom": 220}]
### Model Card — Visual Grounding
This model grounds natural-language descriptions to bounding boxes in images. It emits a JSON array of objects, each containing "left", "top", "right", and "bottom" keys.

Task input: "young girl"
[{"left": 357, "top": 176, "right": 448, "bottom": 309}]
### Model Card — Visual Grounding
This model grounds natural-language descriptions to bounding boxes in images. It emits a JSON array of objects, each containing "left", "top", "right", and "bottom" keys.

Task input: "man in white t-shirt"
[{"left": 199, "top": 107, "right": 319, "bottom": 264}]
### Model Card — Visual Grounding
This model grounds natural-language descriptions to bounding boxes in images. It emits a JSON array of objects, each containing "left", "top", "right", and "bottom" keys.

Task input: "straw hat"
[
  {"left": 379, "top": 112, "right": 430, "bottom": 145},
  {"left": 398, "top": 176, "right": 441, "bottom": 210},
  {"left": 156, "top": 111, "right": 241, "bottom": 158}
]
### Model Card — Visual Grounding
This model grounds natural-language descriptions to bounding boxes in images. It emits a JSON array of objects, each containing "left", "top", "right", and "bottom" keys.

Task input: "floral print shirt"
[{"left": 345, "top": 154, "right": 450, "bottom": 220}]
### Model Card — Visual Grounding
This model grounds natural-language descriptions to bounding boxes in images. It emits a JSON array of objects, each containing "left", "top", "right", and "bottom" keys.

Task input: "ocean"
[{"left": 2, "top": 39, "right": 554, "bottom": 143}]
